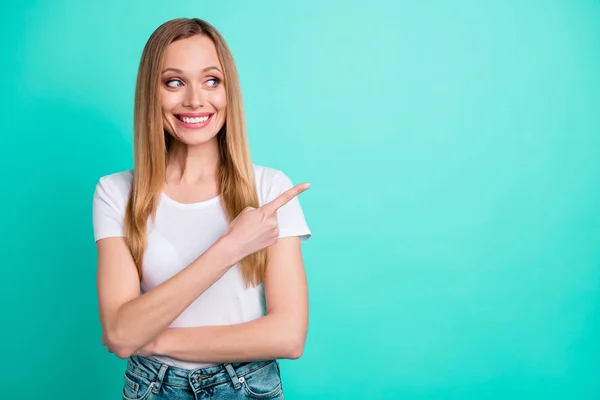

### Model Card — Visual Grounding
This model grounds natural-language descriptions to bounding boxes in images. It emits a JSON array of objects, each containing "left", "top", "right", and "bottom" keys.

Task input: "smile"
[{"left": 175, "top": 113, "right": 213, "bottom": 128}]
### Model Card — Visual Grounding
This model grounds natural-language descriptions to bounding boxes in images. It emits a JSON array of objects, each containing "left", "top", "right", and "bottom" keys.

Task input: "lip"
[{"left": 174, "top": 113, "right": 214, "bottom": 129}]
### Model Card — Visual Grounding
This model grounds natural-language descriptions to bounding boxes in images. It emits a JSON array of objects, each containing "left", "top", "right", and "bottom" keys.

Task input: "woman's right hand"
[{"left": 221, "top": 182, "right": 310, "bottom": 263}]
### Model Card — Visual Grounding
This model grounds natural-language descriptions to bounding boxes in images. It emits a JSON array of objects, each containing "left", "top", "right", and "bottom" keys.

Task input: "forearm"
[
  {"left": 107, "top": 238, "right": 236, "bottom": 358},
  {"left": 153, "top": 314, "right": 306, "bottom": 363}
]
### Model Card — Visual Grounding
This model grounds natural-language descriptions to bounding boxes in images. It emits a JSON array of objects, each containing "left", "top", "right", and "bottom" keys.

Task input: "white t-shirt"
[{"left": 92, "top": 164, "right": 311, "bottom": 369}]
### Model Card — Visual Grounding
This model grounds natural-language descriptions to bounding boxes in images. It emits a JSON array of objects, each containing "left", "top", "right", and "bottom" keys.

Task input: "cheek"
[
  {"left": 161, "top": 91, "right": 180, "bottom": 112},
  {"left": 209, "top": 89, "right": 227, "bottom": 111}
]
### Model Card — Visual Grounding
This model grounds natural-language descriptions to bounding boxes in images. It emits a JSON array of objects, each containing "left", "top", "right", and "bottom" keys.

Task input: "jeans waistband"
[{"left": 126, "top": 355, "right": 277, "bottom": 391}]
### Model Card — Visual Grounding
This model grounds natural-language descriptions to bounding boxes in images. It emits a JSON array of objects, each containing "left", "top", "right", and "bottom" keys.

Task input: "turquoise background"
[{"left": 2, "top": 0, "right": 600, "bottom": 399}]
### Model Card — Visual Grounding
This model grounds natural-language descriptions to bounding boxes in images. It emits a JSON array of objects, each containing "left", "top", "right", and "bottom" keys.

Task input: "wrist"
[
  {"left": 152, "top": 331, "right": 168, "bottom": 357},
  {"left": 211, "top": 234, "right": 241, "bottom": 268}
]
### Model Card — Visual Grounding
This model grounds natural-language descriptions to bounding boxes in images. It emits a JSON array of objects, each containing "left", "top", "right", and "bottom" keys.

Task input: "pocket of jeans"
[
  {"left": 122, "top": 371, "right": 155, "bottom": 400},
  {"left": 239, "top": 361, "right": 283, "bottom": 399}
]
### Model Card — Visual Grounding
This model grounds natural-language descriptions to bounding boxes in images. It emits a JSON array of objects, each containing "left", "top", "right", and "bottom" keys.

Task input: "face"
[{"left": 160, "top": 35, "right": 226, "bottom": 146}]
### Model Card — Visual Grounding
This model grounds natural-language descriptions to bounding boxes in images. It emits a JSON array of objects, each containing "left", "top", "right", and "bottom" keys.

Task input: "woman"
[{"left": 92, "top": 17, "right": 311, "bottom": 399}]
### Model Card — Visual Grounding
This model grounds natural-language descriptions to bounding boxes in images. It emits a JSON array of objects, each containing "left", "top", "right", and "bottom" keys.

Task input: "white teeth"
[{"left": 181, "top": 115, "right": 209, "bottom": 123}]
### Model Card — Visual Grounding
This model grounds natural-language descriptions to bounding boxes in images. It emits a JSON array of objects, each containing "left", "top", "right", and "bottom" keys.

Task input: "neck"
[{"left": 166, "top": 137, "right": 220, "bottom": 184}]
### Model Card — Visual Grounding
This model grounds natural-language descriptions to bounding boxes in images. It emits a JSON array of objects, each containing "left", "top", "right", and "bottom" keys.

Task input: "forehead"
[{"left": 162, "top": 35, "right": 222, "bottom": 71}]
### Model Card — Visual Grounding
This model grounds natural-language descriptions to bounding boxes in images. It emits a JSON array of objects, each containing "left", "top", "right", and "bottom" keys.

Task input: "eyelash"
[{"left": 164, "top": 78, "right": 221, "bottom": 88}]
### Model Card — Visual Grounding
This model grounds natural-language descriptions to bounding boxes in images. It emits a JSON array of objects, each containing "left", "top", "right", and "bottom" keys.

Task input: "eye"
[
  {"left": 165, "top": 79, "right": 184, "bottom": 88},
  {"left": 206, "top": 78, "right": 221, "bottom": 88}
]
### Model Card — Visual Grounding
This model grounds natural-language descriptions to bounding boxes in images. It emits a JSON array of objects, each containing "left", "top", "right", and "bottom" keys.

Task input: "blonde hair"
[{"left": 124, "top": 18, "right": 267, "bottom": 286}]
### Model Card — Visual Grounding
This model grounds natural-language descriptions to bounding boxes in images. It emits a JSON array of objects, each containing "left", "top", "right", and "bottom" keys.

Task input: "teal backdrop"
[{"left": 1, "top": 0, "right": 599, "bottom": 399}]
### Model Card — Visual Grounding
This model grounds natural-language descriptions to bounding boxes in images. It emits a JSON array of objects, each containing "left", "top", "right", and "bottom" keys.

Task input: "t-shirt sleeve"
[
  {"left": 92, "top": 177, "right": 126, "bottom": 241},
  {"left": 267, "top": 171, "right": 312, "bottom": 242}
]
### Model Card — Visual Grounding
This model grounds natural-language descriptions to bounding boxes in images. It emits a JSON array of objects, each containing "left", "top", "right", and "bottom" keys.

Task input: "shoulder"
[
  {"left": 93, "top": 169, "right": 134, "bottom": 206},
  {"left": 252, "top": 164, "right": 311, "bottom": 239},
  {"left": 253, "top": 164, "right": 290, "bottom": 186},
  {"left": 252, "top": 164, "right": 296, "bottom": 206},
  {"left": 92, "top": 170, "right": 133, "bottom": 239}
]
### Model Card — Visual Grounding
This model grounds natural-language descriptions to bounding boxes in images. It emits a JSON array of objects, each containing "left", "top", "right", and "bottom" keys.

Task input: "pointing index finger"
[{"left": 262, "top": 182, "right": 310, "bottom": 215}]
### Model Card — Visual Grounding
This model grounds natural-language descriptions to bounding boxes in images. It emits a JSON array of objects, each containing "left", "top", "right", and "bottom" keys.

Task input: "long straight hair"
[{"left": 124, "top": 18, "right": 267, "bottom": 287}]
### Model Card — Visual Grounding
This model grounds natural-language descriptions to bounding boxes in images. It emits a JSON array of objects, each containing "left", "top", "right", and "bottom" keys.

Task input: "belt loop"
[
  {"left": 224, "top": 363, "right": 241, "bottom": 390},
  {"left": 152, "top": 363, "right": 169, "bottom": 394}
]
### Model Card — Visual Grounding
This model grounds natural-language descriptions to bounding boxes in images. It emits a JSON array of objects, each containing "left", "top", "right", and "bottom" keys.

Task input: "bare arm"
[
  {"left": 143, "top": 235, "right": 309, "bottom": 362},
  {"left": 97, "top": 236, "right": 235, "bottom": 359},
  {"left": 98, "top": 182, "right": 310, "bottom": 360}
]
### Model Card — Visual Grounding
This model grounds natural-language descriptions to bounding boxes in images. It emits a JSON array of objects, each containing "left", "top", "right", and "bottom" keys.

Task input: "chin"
[{"left": 172, "top": 131, "right": 220, "bottom": 147}]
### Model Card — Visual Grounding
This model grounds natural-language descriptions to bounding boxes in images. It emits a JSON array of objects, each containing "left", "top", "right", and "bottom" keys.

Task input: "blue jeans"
[{"left": 122, "top": 355, "right": 285, "bottom": 400}]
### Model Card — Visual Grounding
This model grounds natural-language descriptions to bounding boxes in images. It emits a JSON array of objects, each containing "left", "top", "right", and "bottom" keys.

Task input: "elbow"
[
  {"left": 286, "top": 343, "right": 304, "bottom": 360},
  {"left": 112, "top": 346, "right": 134, "bottom": 360},
  {"left": 282, "top": 333, "right": 306, "bottom": 360},
  {"left": 105, "top": 328, "right": 135, "bottom": 359}
]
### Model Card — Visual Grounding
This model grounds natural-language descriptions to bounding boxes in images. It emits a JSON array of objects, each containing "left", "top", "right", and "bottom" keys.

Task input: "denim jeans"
[{"left": 121, "top": 355, "right": 284, "bottom": 400}]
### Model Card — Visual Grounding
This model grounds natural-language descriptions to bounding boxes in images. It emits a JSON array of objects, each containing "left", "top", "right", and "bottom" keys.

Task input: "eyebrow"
[{"left": 161, "top": 66, "right": 222, "bottom": 74}]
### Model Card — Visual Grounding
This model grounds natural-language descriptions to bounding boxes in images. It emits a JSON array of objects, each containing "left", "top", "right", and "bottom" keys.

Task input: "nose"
[{"left": 183, "top": 85, "right": 205, "bottom": 108}]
